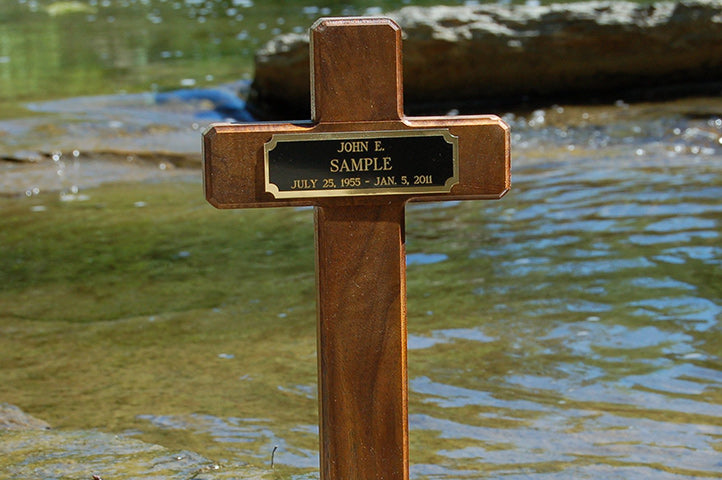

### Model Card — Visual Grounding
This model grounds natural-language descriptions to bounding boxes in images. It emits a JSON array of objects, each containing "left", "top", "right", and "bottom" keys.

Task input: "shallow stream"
[
  {"left": 1, "top": 94, "right": 720, "bottom": 479},
  {"left": 1, "top": 0, "right": 721, "bottom": 479}
]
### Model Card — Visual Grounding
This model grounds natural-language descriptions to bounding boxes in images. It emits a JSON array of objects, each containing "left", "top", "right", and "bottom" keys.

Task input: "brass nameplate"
[{"left": 264, "top": 130, "right": 459, "bottom": 198}]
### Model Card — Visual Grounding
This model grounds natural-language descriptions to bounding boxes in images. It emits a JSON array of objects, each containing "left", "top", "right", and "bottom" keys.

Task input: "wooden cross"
[{"left": 203, "top": 17, "right": 510, "bottom": 480}]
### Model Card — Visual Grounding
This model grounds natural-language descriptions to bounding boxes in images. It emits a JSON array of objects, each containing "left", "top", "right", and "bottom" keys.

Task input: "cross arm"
[
  {"left": 403, "top": 114, "right": 510, "bottom": 203},
  {"left": 203, "top": 115, "right": 509, "bottom": 209},
  {"left": 203, "top": 121, "right": 316, "bottom": 209}
]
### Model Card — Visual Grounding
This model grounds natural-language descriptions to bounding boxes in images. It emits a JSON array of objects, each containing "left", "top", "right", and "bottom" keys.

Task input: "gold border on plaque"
[{"left": 264, "top": 129, "right": 459, "bottom": 199}]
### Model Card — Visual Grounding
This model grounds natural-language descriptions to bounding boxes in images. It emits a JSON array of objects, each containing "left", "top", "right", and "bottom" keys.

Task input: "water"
[
  {"left": 1, "top": 0, "right": 721, "bottom": 479},
  {"left": 1, "top": 96, "right": 720, "bottom": 478}
]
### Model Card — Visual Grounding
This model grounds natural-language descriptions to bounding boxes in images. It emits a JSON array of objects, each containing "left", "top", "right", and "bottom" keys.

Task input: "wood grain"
[
  {"left": 315, "top": 203, "right": 408, "bottom": 480},
  {"left": 202, "top": 17, "right": 511, "bottom": 480}
]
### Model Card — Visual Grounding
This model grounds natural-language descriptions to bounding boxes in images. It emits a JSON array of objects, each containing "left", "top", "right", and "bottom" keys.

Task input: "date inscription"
[{"left": 264, "top": 130, "right": 458, "bottom": 198}]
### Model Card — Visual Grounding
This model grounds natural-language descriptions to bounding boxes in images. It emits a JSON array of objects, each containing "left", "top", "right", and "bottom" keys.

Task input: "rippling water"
[
  {"left": 1, "top": 1, "right": 721, "bottom": 478},
  {"left": 401, "top": 101, "right": 722, "bottom": 478},
  {"left": 1, "top": 96, "right": 721, "bottom": 478}
]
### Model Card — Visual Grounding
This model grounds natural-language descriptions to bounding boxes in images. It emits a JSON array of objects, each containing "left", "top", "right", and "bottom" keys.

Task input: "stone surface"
[
  {"left": 247, "top": 0, "right": 722, "bottom": 119},
  {"left": 0, "top": 403, "right": 50, "bottom": 431}
]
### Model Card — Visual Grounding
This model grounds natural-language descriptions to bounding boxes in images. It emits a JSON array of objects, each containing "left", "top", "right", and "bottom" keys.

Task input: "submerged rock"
[
  {"left": 0, "top": 428, "right": 211, "bottom": 479},
  {"left": 0, "top": 403, "right": 50, "bottom": 431},
  {"left": 247, "top": 0, "right": 722, "bottom": 119}
]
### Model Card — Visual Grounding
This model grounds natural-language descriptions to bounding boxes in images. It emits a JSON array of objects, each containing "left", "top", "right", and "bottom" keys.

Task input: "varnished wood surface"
[
  {"left": 203, "top": 17, "right": 511, "bottom": 480},
  {"left": 203, "top": 116, "right": 509, "bottom": 209},
  {"left": 203, "top": 17, "right": 510, "bottom": 210},
  {"left": 311, "top": 17, "right": 403, "bottom": 123},
  {"left": 315, "top": 203, "right": 408, "bottom": 480}
]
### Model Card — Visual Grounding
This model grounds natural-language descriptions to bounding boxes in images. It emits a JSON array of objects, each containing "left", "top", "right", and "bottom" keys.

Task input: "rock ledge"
[{"left": 247, "top": 0, "right": 722, "bottom": 118}]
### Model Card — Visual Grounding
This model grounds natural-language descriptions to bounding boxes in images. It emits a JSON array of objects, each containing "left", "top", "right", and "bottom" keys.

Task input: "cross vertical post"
[
  {"left": 315, "top": 203, "right": 409, "bottom": 479},
  {"left": 312, "top": 18, "right": 409, "bottom": 480},
  {"left": 203, "top": 16, "right": 510, "bottom": 480}
]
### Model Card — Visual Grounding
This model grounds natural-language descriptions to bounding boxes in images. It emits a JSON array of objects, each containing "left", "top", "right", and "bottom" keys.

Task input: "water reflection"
[
  {"left": 400, "top": 99, "right": 722, "bottom": 479},
  {"left": 138, "top": 413, "right": 319, "bottom": 468}
]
